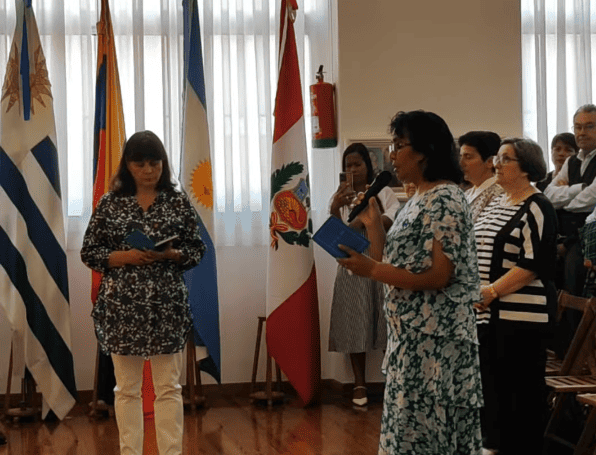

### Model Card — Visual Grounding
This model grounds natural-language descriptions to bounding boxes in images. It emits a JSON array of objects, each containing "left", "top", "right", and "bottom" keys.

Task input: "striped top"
[{"left": 474, "top": 192, "right": 557, "bottom": 325}]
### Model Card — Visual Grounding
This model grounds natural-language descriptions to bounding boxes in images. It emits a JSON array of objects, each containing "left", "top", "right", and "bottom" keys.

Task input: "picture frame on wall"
[{"left": 346, "top": 139, "right": 406, "bottom": 200}]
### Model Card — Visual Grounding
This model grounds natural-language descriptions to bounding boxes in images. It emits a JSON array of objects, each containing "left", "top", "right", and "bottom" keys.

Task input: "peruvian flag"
[{"left": 266, "top": 0, "right": 321, "bottom": 406}]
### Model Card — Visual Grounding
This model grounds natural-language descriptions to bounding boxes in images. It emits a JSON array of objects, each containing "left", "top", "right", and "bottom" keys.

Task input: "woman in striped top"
[
  {"left": 474, "top": 138, "right": 557, "bottom": 455},
  {"left": 460, "top": 131, "right": 503, "bottom": 451}
]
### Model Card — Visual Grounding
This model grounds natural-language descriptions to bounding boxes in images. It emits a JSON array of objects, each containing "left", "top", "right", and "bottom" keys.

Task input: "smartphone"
[{"left": 339, "top": 172, "right": 353, "bottom": 191}]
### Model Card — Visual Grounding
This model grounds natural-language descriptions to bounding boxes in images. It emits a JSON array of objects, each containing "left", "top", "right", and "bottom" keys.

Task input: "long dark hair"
[
  {"left": 390, "top": 110, "right": 463, "bottom": 184},
  {"left": 111, "top": 130, "right": 175, "bottom": 195},
  {"left": 342, "top": 142, "right": 375, "bottom": 184}
]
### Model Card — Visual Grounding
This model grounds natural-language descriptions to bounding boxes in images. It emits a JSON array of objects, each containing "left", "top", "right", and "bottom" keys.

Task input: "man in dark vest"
[{"left": 544, "top": 104, "right": 596, "bottom": 297}]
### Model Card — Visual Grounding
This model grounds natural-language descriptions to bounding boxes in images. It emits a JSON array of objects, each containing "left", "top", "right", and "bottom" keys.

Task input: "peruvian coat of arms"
[{"left": 269, "top": 162, "right": 313, "bottom": 250}]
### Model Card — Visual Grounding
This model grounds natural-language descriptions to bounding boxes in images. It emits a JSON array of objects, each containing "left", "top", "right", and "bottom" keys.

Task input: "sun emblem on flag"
[
  {"left": 1, "top": 42, "right": 52, "bottom": 115},
  {"left": 1, "top": 43, "right": 20, "bottom": 113},
  {"left": 29, "top": 46, "right": 52, "bottom": 114},
  {"left": 190, "top": 159, "right": 214, "bottom": 209}
]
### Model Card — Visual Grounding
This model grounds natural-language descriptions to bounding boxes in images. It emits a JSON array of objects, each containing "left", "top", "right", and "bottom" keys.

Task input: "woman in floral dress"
[
  {"left": 81, "top": 131, "right": 205, "bottom": 455},
  {"left": 339, "top": 110, "right": 483, "bottom": 454}
]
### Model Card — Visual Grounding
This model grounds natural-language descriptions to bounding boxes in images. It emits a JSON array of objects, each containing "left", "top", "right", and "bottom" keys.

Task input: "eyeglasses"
[
  {"left": 492, "top": 155, "right": 519, "bottom": 165},
  {"left": 573, "top": 123, "right": 596, "bottom": 133},
  {"left": 389, "top": 140, "right": 411, "bottom": 154}
]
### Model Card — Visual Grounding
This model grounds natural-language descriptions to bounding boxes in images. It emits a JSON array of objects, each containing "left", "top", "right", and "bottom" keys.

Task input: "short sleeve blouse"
[{"left": 383, "top": 184, "right": 481, "bottom": 343}]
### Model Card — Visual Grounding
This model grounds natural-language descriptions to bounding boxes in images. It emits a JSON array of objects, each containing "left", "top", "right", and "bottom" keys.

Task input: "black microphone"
[{"left": 347, "top": 171, "right": 393, "bottom": 222}]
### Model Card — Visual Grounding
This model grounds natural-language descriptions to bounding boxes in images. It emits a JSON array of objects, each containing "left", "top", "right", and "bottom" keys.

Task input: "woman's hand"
[
  {"left": 109, "top": 249, "right": 158, "bottom": 267},
  {"left": 352, "top": 195, "right": 383, "bottom": 229},
  {"left": 330, "top": 182, "right": 357, "bottom": 216},
  {"left": 150, "top": 246, "right": 182, "bottom": 263},
  {"left": 475, "top": 285, "right": 496, "bottom": 311},
  {"left": 108, "top": 247, "right": 182, "bottom": 267},
  {"left": 336, "top": 245, "right": 376, "bottom": 278}
]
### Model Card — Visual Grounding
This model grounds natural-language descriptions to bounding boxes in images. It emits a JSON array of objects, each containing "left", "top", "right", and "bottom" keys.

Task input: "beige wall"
[{"left": 337, "top": 0, "right": 523, "bottom": 142}]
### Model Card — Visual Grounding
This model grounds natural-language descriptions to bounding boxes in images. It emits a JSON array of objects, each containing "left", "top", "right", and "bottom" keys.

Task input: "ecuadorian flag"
[
  {"left": 179, "top": 0, "right": 221, "bottom": 383},
  {"left": 0, "top": 0, "right": 77, "bottom": 420}
]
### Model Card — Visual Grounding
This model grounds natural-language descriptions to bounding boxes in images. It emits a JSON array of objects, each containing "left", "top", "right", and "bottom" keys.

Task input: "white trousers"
[{"left": 111, "top": 352, "right": 184, "bottom": 455}]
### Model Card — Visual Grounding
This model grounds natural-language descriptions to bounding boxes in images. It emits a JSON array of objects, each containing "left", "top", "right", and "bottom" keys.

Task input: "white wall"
[
  {"left": 0, "top": 0, "right": 524, "bottom": 393},
  {"left": 337, "top": 0, "right": 523, "bottom": 141}
]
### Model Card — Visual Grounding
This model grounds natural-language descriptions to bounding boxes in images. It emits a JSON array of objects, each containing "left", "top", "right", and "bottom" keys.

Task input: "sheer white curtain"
[
  {"left": 0, "top": 0, "right": 336, "bottom": 248},
  {"left": 521, "top": 0, "right": 596, "bottom": 163},
  {"left": 203, "top": 0, "right": 337, "bottom": 246}
]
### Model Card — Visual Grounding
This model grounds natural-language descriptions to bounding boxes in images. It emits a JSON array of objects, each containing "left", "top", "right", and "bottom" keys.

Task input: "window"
[
  {"left": 521, "top": 0, "right": 596, "bottom": 160},
  {"left": 0, "top": 0, "right": 336, "bottom": 247}
]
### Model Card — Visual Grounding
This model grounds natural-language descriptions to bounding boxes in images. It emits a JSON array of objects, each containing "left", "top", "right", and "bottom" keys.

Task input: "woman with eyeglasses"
[
  {"left": 339, "top": 110, "right": 484, "bottom": 454},
  {"left": 474, "top": 138, "right": 557, "bottom": 455}
]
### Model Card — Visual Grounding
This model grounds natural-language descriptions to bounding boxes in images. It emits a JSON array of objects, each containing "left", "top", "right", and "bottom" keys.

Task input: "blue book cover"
[
  {"left": 124, "top": 229, "right": 155, "bottom": 250},
  {"left": 124, "top": 230, "right": 179, "bottom": 251},
  {"left": 313, "top": 216, "right": 370, "bottom": 258}
]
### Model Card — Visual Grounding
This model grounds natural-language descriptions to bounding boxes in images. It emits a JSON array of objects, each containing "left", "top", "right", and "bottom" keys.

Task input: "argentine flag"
[{"left": 179, "top": 0, "right": 221, "bottom": 383}]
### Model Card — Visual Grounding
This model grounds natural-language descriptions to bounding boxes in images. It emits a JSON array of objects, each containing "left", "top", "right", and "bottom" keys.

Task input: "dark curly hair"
[
  {"left": 111, "top": 130, "right": 175, "bottom": 195},
  {"left": 390, "top": 110, "right": 463, "bottom": 184}
]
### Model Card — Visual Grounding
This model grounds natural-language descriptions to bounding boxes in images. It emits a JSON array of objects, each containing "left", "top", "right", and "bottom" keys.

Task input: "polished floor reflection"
[{"left": 0, "top": 390, "right": 383, "bottom": 454}]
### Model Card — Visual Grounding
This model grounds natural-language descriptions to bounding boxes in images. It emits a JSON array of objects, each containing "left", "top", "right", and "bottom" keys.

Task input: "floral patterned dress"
[
  {"left": 81, "top": 189, "right": 206, "bottom": 357},
  {"left": 379, "top": 184, "right": 483, "bottom": 455}
]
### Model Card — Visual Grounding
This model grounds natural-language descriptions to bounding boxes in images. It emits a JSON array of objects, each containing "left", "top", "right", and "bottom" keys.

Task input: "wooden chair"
[
  {"left": 546, "top": 291, "right": 595, "bottom": 375},
  {"left": 574, "top": 393, "right": 596, "bottom": 455},
  {"left": 543, "top": 298, "right": 596, "bottom": 454}
]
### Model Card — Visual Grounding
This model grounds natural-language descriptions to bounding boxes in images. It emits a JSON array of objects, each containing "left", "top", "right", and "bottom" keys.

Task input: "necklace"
[{"left": 501, "top": 186, "right": 537, "bottom": 207}]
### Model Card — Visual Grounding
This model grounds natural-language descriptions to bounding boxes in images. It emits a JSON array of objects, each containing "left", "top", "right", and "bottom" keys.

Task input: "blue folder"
[{"left": 312, "top": 216, "right": 370, "bottom": 258}]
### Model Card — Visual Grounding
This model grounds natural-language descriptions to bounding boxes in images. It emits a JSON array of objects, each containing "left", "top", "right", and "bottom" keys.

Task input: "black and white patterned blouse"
[
  {"left": 81, "top": 189, "right": 206, "bottom": 357},
  {"left": 474, "top": 192, "right": 557, "bottom": 326},
  {"left": 465, "top": 179, "right": 503, "bottom": 222}
]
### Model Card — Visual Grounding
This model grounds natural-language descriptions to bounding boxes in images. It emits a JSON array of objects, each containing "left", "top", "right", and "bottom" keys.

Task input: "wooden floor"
[{"left": 0, "top": 388, "right": 384, "bottom": 455}]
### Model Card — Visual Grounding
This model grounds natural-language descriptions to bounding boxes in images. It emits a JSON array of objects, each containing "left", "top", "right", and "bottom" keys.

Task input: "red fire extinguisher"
[{"left": 310, "top": 65, "right": 337, "bottom": 148}]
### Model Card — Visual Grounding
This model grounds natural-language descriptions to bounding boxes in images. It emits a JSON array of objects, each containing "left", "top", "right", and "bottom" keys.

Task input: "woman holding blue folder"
[{"left": 338, "top": 111, "right": 483, "bottom": 455}]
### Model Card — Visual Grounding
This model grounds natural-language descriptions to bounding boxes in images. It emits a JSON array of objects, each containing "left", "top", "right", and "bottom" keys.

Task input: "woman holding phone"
[{"left": 328, "top": 142, "right": 399, "bottom": 406}]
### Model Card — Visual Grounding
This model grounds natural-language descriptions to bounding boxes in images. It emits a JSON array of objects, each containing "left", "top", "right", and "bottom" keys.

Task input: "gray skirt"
[{"left": 328, "top": 264, "right": 387, "bottom": 353}]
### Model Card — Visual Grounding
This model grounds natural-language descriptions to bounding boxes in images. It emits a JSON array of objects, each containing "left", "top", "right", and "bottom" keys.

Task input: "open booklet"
[
  {"left": 312, "top": 216, "right": 370, "bottom": 258},
  {"left": 124, "top": 229, "right": 179, "bottom": 251}
]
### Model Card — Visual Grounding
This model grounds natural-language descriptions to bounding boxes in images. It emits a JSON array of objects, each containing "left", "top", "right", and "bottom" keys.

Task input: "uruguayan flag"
[
  {"left": 179, "top": 0, "right": 221, "bottom": 383},
  {"left": 0, "top": 0, "right": 77, "bottom": 419}
]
